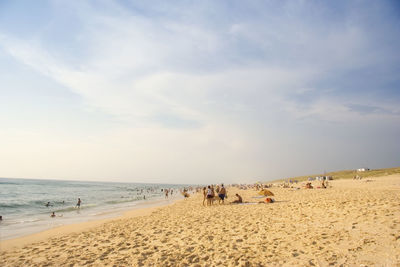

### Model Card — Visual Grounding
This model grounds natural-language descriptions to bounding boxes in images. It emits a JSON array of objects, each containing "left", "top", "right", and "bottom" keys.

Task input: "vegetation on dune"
[{"left": 271, "top": 166, "right": 400, "bottom": 183}]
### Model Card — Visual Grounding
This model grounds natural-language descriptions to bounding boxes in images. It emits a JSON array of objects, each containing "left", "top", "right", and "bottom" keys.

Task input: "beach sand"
[{"left": 1, "top": 175, "right": 399, "bottom": 266}]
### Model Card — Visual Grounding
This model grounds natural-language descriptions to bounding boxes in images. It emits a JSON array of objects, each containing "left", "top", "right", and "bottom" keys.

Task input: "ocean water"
[{"left": 0, "top": 178, "right": 187, "bottom": 240}]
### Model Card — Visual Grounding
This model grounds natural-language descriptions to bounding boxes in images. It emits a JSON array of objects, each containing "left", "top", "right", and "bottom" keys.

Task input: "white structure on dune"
[{"left": 357, "top": 168, "right": 370, "bottom": 172}]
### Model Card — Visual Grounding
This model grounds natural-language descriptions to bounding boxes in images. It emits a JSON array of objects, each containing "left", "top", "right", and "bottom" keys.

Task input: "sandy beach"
[{"left": 1, "top": 175, "right": 399, "bottom": 266}]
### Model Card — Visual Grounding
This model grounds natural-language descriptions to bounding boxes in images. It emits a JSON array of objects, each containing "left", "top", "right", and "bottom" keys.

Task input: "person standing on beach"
[
  {"left": 206, "top": 186, "right": 214, "bottom": 206},
  {"left": 321, "top": 179, "right": 326, "bottom": 188},
  {"left": 218, "top": 184, "right": 227, "bottom": 204},
  {"left": 211, "top": 185, "right": 216, "bottom": 204},
  {"left": 76, "top": 198, "right": 81, "bottom": 208},
  {"left": 202, "top": 187, "right": 207, "bottom": 206}
]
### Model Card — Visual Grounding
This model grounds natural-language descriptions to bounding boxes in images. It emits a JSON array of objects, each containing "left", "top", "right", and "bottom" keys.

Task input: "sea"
[{"left": 0, "top": 177, "right": 189, "bottom": 240}]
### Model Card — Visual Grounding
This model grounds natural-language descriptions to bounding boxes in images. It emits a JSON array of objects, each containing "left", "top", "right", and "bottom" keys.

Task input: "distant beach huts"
[
  {"left": 308, "top": 176, "right": 333, "bottom": 181},
  {"left": 357, "top": 168, "right": 370, "bottom": 172}
]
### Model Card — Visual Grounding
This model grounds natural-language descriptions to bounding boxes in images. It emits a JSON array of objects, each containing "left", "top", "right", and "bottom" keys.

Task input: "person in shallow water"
[
  {"left": 76, "top": 198, "right": 81, "bottom": 208},
  {"left": 165, "top": 189, "right": 169, "bottom": 199},
  {"left": 45, "top": 202, "right": 52, "bottom": 207}
]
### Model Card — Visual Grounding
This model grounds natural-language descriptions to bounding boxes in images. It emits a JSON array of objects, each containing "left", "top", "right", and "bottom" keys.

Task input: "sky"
[{"left": 0, "top": 0, "right": 399, "bottom": 184}]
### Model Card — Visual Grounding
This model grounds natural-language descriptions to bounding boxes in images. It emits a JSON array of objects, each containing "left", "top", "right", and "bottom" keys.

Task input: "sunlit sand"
[{"left": 1, "top": 175, "right": 399, "bottom": 266}]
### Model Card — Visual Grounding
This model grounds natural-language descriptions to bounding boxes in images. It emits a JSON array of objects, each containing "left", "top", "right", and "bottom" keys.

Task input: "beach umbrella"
[{"left": 258, "top": 189, "right": 274, "bottom": 196}]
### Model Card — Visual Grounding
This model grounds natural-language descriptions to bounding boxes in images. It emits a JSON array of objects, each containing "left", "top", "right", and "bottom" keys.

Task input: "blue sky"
[{"left": 0, "top": 0, "right": 399, "bottom": 184}]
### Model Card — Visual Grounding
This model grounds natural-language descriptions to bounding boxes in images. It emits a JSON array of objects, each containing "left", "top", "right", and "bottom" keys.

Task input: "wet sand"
[{"left": 1, "top": 175, "right": 399, "bottom": 266}]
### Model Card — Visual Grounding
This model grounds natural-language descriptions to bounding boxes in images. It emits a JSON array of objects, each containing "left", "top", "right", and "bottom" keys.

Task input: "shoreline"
[
  {"left": 0, "top": 177, "right": 188, "bottom": 241},
  {"left": 0, "top": 197, "right": 182, "bottom": 252}
]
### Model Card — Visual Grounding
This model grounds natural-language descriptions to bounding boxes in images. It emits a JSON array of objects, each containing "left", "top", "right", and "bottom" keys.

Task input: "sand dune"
[{"left": 1, "top": 175, "right": 399, "bottom": 266}]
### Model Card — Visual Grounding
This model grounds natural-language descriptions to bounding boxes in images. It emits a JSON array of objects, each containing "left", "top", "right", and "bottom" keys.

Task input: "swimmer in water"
[
  {"left": 50, "top": 212, "right": 63, "bottom": 217},
  {"left": 45, "top": 202, "right": 52, "bottom": 207}
]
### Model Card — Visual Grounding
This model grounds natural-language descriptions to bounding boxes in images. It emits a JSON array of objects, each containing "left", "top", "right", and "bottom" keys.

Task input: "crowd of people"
[
  {"left": 200, "top": 184, "right": 244, "bottom": 206},
  {"left": 196, "top": 178, "right": 333, "bottom": 207}
]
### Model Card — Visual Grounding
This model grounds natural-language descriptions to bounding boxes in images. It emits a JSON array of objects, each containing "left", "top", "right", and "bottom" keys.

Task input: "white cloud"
[
  {"left": 0, "top": 31, "right": 318, "bottom": 125},
  {"left": 2, "top": 1, "right": 398, "bottom": 125}
]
